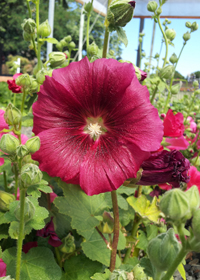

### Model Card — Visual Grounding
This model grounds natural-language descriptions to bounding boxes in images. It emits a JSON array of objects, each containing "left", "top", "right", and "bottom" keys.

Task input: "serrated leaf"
[
  {"left": 62, "top": 254, "right": 102, "bottom": 280},
  {"left": 0, "top": 224, "right": 9, "bottom": 240},
  {"left": 27, "top": 180, "right": 52, "bottom": 198},
  {"left": 177, "top": 263, "right": 186, "bottom": 280},
  {"left": 119, "top": 205, "right": 135, "bottom": 227},
  {"left": 140, "top": 258, "right": 154, "bottom": 278},
  {"left": 136, "top": 230, "right": 148, "bottom": 251},
  {"left": 116, "top": 27, "right": 128, "bottom": 47},
  {"left": 44, "top": 38, "right": 58, "bottom": 44},
  {"left": 3, "top": 247, "right": 62, "bottom": 280},
  {"left": 117, "top": 186, "right": 135, "bottom": 196},
  {"left": 117, "top": 194, "right": 128, "bottom": 210},
  {"left": 0, "top": 212, "right": 9, "bottom": 225},
  {"left": 54, "top": 183, "right": 112, "bottom": 240},
  {"left": 91, "top": 268, "right": 111, "bottom": 280},
  {"left": 127, "top": 195, "right": 161, "bottom": 223}
]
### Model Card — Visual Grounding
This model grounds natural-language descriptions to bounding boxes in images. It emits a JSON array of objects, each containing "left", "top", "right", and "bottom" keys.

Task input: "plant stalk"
[
  {"left": 102, "top": 0, "right": 112, "bottom": 58},
  {"left": 157, "top": 16, "right": 168, "bottom": 68},
  {"left": 3, "top": 171, "right": 8, "bottom": 192}
]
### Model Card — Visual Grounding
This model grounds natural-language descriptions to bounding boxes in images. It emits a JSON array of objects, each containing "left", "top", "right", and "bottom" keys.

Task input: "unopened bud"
[
  {"left": 191, "top": 21, "right": 198, "bottom": 32},
  {"left": 186, "top": 186, "right": 200, "bottom": 214},
  {"left": 193, "top": 80, "right": 199, "bottom": 88},
  {"left": 38, "top": 20, "right": 51, "bottom": 37},
  {"left": 84, "top": 1, "right": 93, "bottom": 13},
  {"left": 154, "top": 53, "right": 159, "bottom": 59},
  {"left": 36, "top": 69, "right": 53, "bottom": 84},
  {"left": 25, "top": 136, "right": 40, "bottom": 154},
  {"left": 16, "top": 145, "right": 29, "bottom": 158},
  {"left": 64, "top": 35, "right": 72, "bottom": 43},
  {"left": 87, "top": 42, "right": 99, "bottom": 57},
  {"left": 15, "top": 73, "right": 31, "bottom": 88},
  {"left": 0, "top": 191, "right": 15, "bottom": 212},
  {"left": 0, "top": 134, "right": 19, "bottom": 155},
  {"left": 159, "top": 65, "right": 174, "bottom": 79},
  {"left": 20, "top": 163, "right": 43, "bottom": 188},
  {"left": 14, "top": 197, "right": 35, "bottom": 223},
  {"left": 185, "top": 21, "right": 192, "bottom": 28},
  {"left": 59, "top": 233, "right": 76, "bottom": 253},
  {"left": 49, "top": 52, "right": 66, "bottom": 68},
  {"left": 60, "top": 39, "right": 68, "bottom": 48},
  {"left": 139, "top": 37, "right": 143, "bottom": 43},
  {"left": 56, "top": 42, "right": 63, "bottom": 51},
  {"left": 23, "top": 31, "right": 32, "bottom": 41},
  {"left": 165, "top": 29, "right": 176, "bottom": 41},
  {"left": 22, "top": 19, "right": 36, "bottom": 34},
  {"left": 171, "top": 82, "right": 181, "bottom": 95},
  {"left": 29, "top": 77, "right": 38, "bottom": 94},
  {"left": 183, "top": 31, "right": 191, "bottom": 42},
  {"left": 194, "top": 89, "right": 200, "bottom": 95},
  {"left": 4, "top": 103, "right": 21, "bottom": 126},
  {"left": 156, "top": 7, "right": 162, "bottom": 15},
  {"left": 68, "top": 41, "right": 76, "bottom": 50},
  {"left": 169, "top": 53, "right": 178, "bottom": 64},
  {"left": 147, "top": 1, "right": 158, "bottom": 12}
]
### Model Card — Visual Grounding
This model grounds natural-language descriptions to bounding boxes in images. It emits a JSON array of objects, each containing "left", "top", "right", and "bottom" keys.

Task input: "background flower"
[
  {"left": 163, "top": 109, "right": 184, "bottom": 137},
  {"left": 7, "top": 73, "right": 23, "bottom": 93}
]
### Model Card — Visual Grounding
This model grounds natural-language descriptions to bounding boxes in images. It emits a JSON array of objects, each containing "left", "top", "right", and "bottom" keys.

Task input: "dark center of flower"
[{"left": 84, "top": 117, "right": 107, "bottom": 140}]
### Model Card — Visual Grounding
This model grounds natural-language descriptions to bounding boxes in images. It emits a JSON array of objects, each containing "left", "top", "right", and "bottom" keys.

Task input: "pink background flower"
[
  {"left": 163, "top": 109, "right": 184, "bottom": 137},
  {"left": 186, "top": 166, "right": 200, "bottom": 193},
  {"left": 0, "top": 258, "right": 6, "bottom": 277}
]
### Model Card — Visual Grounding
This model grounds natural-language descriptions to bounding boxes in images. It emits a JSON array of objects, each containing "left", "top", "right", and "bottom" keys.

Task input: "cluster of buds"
[
  {"left": 22, "top": 18, "right": 36, "bottom": 42},
  {"left": 159, "top": 65, "right": 175, "bottom": 79},
  {"left": 56, "top": 35, "right": 75, "bottom": 52},
  {"left": 15, "top": 73, "right": 38, "bottom": 94}
]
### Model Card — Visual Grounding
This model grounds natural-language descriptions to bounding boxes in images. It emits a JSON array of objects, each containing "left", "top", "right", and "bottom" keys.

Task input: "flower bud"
[
  {"left": 29, "top": 77, "right": 38, "bottom": 94},
  {"left": 107, "top": 0, "right": 135, "bottom": 28},
  {"left": 185, "top": 21, "right": 192, "bottom": 28},
  {"left": 132, "top": 264, "right": 147, "bottom": 280},
  {"left": 193, "top": 80, "right": 199, "bottom": 88},
  {"left": 191, "top": 21, "right": 198, "bottom": 32},
  {"left": 183, "top": 31, "right": 191, "bottom": 42},
  {"left": 159, "top": 65, "right": 174, "bottom": 79},
  {"left": 38, "top": 20, "right": 51, "bottom": 37},
  {"left": 169, "top": 53, "right": 178, "bottom": 64},
  {"left": 4, "top": 103, "right": 21, "bottom": 126},
  {"left": 147, "top": 229, "right": 180, "bottom": 272},
  {"left": 20, "top": 163, "right": 43, "bottom": 188},
  {"left": 36, "top": 69, "right": 52, "bottom": 84},
  {"left": 156, "top": 7, "right": 162, "bottom": 15},
  {"left": 147, "top": 1, "right": 158, "bottom": 12},
  {"left": 64, "top": 35, "right": 72, "bottom": 43},
  {"left": 25, "top": 136, "right": 40, "bottom": 154},
  {"left": 23, "top": 31, "right": 32, "bottom": 41},
  {"left": 194, "top": 89, "right": 200, "bottom": 95},
  {"left": 56, "top": 41, "right": 63, "bottom": 51},
  {"left": 160, "top": 189, "right": 190, "bottom": 223},
  {"left": 60, "top": 39, "right": 68, "bottom": 48},
  {"left": 22, "top": 154, "right": 39, "bottom": 165},
  {"left": 154, "top": 53, "right": 159, "bottom": 59},
  {"left": 165, "top": 29, "right": 176, "bottom": 41},
  {"left": 22, "top": 19, "right": 36, "bottom": 34},
  {"left": 0, "top": 134, "right": 19, "bottom": 155},
  {"left": 33, "top": 61, "right": 43, "bottom": 76},
  {"left": 15, "top": 73, "right": 31, "bottom": 88},
  {"left": 59, "top": 233, "right": 76, "bottom": 253},
  {"left": 16, "top": 145, "right": 29, "bottom": 158},
  {"left": 87, "top": 42, "right": 99, "bottom": 57},
  {"left": 68, "top": 41, "right": 76, "bottom": 50},
  {"left": 192, "top": 209, "right": 200, "bottom": 242},
  {"left": 0, "top": 191, "right": 15, "bottom": 212},
  {"left": 139, "top": 37, "right": 143, "bottom": 43},
  {"left": 171, "top": 82, "right": 181, "bottom": 95},
  {"left": 49, "top": 52, "right": 66, "bottom": 68},
  {"left": 14, "top": 197, "right": 35, "bottom": 223},
  {"left": 186, "top": 186, "right": 200, "bottom": 214},
  {"left": 84, "top": 1, "right": 93, "bottom": 13},
  {"left": 98, "top": 211, "right": 114, "bottom": 234}
]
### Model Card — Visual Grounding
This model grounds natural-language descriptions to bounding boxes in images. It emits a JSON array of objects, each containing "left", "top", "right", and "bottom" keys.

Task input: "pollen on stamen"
[{"left": 87, "top": 123, "right": 102, "bottom": 139}]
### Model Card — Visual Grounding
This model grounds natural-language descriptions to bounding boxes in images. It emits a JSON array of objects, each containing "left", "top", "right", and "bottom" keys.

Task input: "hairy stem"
[
  {"left": 157, "top": 17, "right": 168, "bottom": 68},
  {"left": 18, "top": 90, "right": 26, "bottom": 144}
]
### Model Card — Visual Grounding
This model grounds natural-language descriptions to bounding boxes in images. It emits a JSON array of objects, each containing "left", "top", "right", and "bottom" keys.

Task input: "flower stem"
[
  {"left": 157, "top": 16, "right": 168, "bottom": 68},
  {"left": 102, "top": 0, "right": 112, "bottom": 58},
  {"left": 86, "top": 14, "right": 91, "bottom": 51},
  {"left": 95, "top": 227, "right": 111, "bottom": 249},
  {"left": 18, "top": 90, "right": 26, "bottom": 144},
  {"left": 3, "top": 171, "right": 8, "bottom": 192},
  {"left": 150, "top": 84, "right": 159, "bottom": 104},
  {"left": 36, "top": 0, "right": 41, "bottom": 70},
  {"left": 15, "top": 188, "right": 26, "bottom": 280},
  {"left": 110, "top": 190, "right": 119, "bottom": 272},
  {"left": 139, "top": 42, "right": 142, "bottom": 69}
]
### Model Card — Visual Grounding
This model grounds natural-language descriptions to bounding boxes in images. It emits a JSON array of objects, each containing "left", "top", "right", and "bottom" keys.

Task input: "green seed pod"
[
  {"left": 193, "top": 80, "right": 199, "bottom": 88},
  {"left": 107, "top": 0, "right": 135, "bottom": 29},
  {"left": 156, "top": 7, "right": 162, "bottom": 15},
  {"left": 16, "top": 145, "right": 29, "bottom": 158},
  {"left": 185, "top": 21, "right": 192, "bottom": 28},
  {"left": 38, "top": 20, "right": 51, "bottom": 37},
  {"left": 4, "top": 103, "right": 21, "bottom": 126},
  {"left": 183, "top": 31, "right": 191, "bottom": 42},
  {"left": 0, "top": 191, "right": 15, "bottom": 212},
  {"left": 191, "top": 21, "right": 198, "bottom": 32},
  {"left": 59, "top": 233, "right": 76, "bottom": 253},
  {"left": 21, "top": 18, "right": 36, "bottom": 34},
  {"left": 64, "top": 35, "right": 72, "bottom": 43},
  {"left": 186, "top": 186, "right": 200, "bottom": 214},
  {"left": 169, "top": 53, "right": 178, "bottom": 64},
  {"left": 14, "top": 197, "right": 35, "bottom": 223},
  {"left": 20, "top": 163, "right": 43, "bottom": 188},
  {"left": 15, "top": 73, "right": 31, "bottom": 88},
  {"left": 160, "top": 188, "right": 191, "bottom": 223},
  {"left": 147, "top": 1, "right": 158, "bottom": 12},
  {"left": 192, "top": 208, "right": 200, "bottom": 242},
  {"left": 0, "top": 134, "right": 19, "bottom": 155},
  {"left": 25, "top": 136, "right": 41, "bottom": 154},
  {"left": 87, "top": 42, "right": 99, "bottom": 57},
  {"left": 159, "top": 65, "right": 175, "bottom": 79},
  {"left": 165, "top": 28, "right": 176, "bottom": 41},
  {"left": 171, "top": 82, "right": 181, "bottom": 95},
  {"left": 147, "top": 229, "right": 180, "bottom": 272},
  {"left": 49, "top": 52, "right": 66, "bottom": 68}
]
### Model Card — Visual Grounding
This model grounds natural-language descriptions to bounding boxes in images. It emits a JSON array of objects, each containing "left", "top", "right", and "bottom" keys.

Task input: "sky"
[{"left": 121, "top": 17, "right": 200, "bottom": 78}]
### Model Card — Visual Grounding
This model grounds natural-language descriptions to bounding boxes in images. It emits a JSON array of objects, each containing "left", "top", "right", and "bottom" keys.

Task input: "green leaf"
[
  {"left": 0, "top": 212, "right": 9, "bottom": 225},
  {"left": 91, "top": 269, "right": 111, "bottom": 280},
  {"left": 140, "top": 257, "right": 154, "bottom": 278},
  {"left": 136, "top": 230, "right": 148, "bottom": 251},
  {"left": 81, "top": 230, "right": 121, "bottom": 267},
  {"left": 62, "top": 254, "right": 102, "bottom": 280},
  {"left": 43, "top": 38, "right": 58, "bottom": 44},
  {"left": 117, "top": 230, "right": 126, "bottom": 250},
  {"left": 146, "top": 224, "right": 158, "bottom": 241},
  {"left": 127, "top": 195, "right": 161, "bottom": 223},
  {"left": 119, "top": 205, "right": 135, "bottom": 227},
  {"left": 116, "top": 27, "right": 128, "bottom": 47},
  {"left": 0, "top": 223, "right": 9, "bottom": 240},
  {"left": 177, "top": 263, "right": 186, "bottom": 280},
  {"left": 3, "top": 247, "right": 62, "bottom": 280},
  {"left": 117, "top": 186, "right": 135, "bottom": 196},
  {"left": 27, "top": 180, "right": 52, "bottom": 198},
  {"left": 54, "top": 182, "right": 112, "bottom": 239}
]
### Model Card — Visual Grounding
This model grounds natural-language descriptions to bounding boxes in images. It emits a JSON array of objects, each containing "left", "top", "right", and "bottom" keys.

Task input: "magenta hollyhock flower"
[
  {"left": 37, "top": 217, "right": 62, "bottom": 247},
  {"left": 163, "top": 109, "right": 184, "bottom": 137},
  {"left": 165, "top": 135, "right": 189, "bottom": 151},
  {"left": 186, "top": 116, "right": 197, "bottom": 133},
  {"left": 137, "top": 150, "right": 190, "bottom": 187},
  {"left": 0, "top": 109, "right": 9, "bottom": 166},
  {"left": 32, "top": 57, "right": 163, "bottom": 196},
  {"left": 0, "top": 258, "right": 6, "bottom": 276},
  {"left": 186, "top": 166, "right": 200, "bottom": 193},
  {"left": 7, "top": 73, "right": 23, "bottom": 93}
]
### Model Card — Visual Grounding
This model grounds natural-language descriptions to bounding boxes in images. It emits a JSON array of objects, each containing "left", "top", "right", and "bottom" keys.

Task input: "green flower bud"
[
  {"left": 0, "top": 191, "right": 15, "bottom": 212},
  {"left": 64, "top": 35, "right": 72, "bottom": 43},
  {"left": 165, "top": 28, "right": 176, "bottom": 41},
  {"left": 169, "top": 53, "right": 178, "bottom": 64},
  {"left": 141, "top": 52, "right": 146, "bottom": 57},
  {"left": 147, "top": 229, "right": 180, "bottom": 272},
  {"left": 60, "top": 39, "right": 68, "bottom": 48},
  {"left": 36, "top": 69, "right": 53, "bottom": 84},
  {"left": 107, "top": 0, "right": 135, "bottom": 28},
  {"left": 139, "top": 32, "right": 145, "bottom": 37},
  {"left": 68, "top": 41, "right": 76, "bottom": 50},
  {"left": 185, "top": 21, "right": 192, "bottom": 28},
  {"left": 171, "top": 82, "right": 181, "bottom": 95},
  {"left": 0, "top": 134, "right": 19, "bottom": 155},
  {"left": 183, "top": 31, "right": 191, "bottom": 42},
  {"left": 22, "top": 154, "right": 39, "bottom": 165},
  {"left": 59, "top": 233, "right": 76, "bottom": 253},
  {"left": 186, "top": 186, "right": 200, "bottom": 214},
  {"left": 109, "top": 50, "right": 115, "bottom": 56},
  {"left": 98, "top": 211, "right": 114, "bottom": 234},
  {"left": 14, "top": 197, "right": 35, "bottom": 223},
  {"left": 49, "top": 52, "right": 66, "bottom": 68},
  {"left": 29, "top": 77, "right": 38, "bottom": 94},
  {"left": 191, "top": 21, "right": 198, "bottom": 32},
  {"left": 33, "top": 60, "right": 43, "bottom": 76},
  {"left": 16, "top": 145, "right": 29, "bottom": 158},
  {"left": 87, "top": 42, "right": 99, "bottom": 57},
  {"left": 159, "top": 65, "right": 175, "bottom": 79},
  {"left": 56, "top": 42, "right": 63, "bottom": 51},
  {"left": 156, "top": 7, "right": 162, "bottom": 15},
  {"left": 15, "top": 73, "right": 31, "bottom": 88},
  {"left": 160, "top": 188, "right": 190, "bottom": 223},
  {"left": 23, "top": 31, "right": 32, "bottom": 41},
  {"left": 194, "top": 89, "right": 200, "bottom": 95},
  {"left": 192, "top": 209, "right": 200, "bottom": 242},
  {"left": 193, "top": 80, "right": 199, "bottom": 88},
  {"left": 132, "top": 264, "right": 147, "bottom": 280},
  {"left": 22, "top": 19, "right": 36, "bottom": 34},
  {"left": 194, "top": 105, "right": 199, "bottom": 111},
  {"left": 154, "top": 53, "right": 159, "bottom": 59},
  {"left": 38, "top": 20, "right": 51, "bottom": 38},
  {"left": 147, "top": 1, "right": 158, "bottom": 12},
  {"left": 25, "top": 136, "right": 40, "bottom": 154},
  {"left": 84, "top": 1, "right": 93, "bottom": 13},
  {"left": 20, "top": 163, "right": 43, "bottom": 188},
  {"left": 139, "top": 37, "right": 143, "bottom": 43},
  {"left": 4, "top": 103, "right": 21, "bottom": 126}
]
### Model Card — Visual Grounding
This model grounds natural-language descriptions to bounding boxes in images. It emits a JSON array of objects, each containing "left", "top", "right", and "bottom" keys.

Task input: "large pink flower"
[
  {"left": 7, "top": 73, "right": 23, "bottom": 93},
  {"left": 32, "top": 57, "right": 163, "bottom": 195},
  {"left": 186, "top": 166, "right": 200, "bottom": 193},
  {"left": 163, "top": 109, "right": 184, "bottom": 137}
]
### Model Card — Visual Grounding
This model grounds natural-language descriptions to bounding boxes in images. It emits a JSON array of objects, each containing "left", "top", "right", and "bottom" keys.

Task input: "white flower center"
[{"left": 87, "top": 122, "right": 102, "bottom": 138}]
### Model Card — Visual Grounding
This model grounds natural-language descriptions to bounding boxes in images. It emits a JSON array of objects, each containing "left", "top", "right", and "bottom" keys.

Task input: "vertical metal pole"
[
  {"left": 136, "top": 18, "right": 144, "bottom": 67},
  {"left": 47, "top": 0, "right": 55, "bottom": 60},
  {"left": 78, "top": 5, "right": 85, "bottom": 61}
]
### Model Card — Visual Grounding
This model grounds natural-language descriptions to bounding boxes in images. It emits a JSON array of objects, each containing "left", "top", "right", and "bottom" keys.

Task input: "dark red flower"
[
  {"left": 23, "top": 241, "right": 38, "bottom": 253},
  {"left": 32, "top": 57, "right": 163, "bottom": 195},
  {"left": 140, "top": 69, "right": 147, "bottom": 81},
  {"left": 163, "top": 109, "right": 184, "bottom": 137},
  {"left": 37, "top": 217, "right": 62, "bottom": 247},
  {"left": 138, "top": 150, "right": 190, "bottom": 187},
  {"left": 7, "top": 73, "right": 22, "bottom": 93}
]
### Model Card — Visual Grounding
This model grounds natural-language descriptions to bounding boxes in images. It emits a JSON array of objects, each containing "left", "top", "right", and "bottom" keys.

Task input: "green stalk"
[
  {"left": 36, "top": 0, "right": 41, "bottom": 70},
  {"left": 15, "top": 188, "right": 26, "bottom": 280},
  {"left": 18, "top": 90, "right": 26, "bottom": 144},
  {"left": 13, "top": 94, "right": 16, "bottom": 107},
  {"left": 86, "top": 13, "right": 91, "bottom": 51},
  {"left": 150, "top": 84, "right": 159, "bottom": 104},
  {"left": 109, "top": 190, "right": 119, "bottom": 272},
  {"left": 157, "top": 17, "right": 168, "bottom": 68},
  {"left": 3, "top": 171, "right": 8, "bottom": 192},
  {"left": 139, "top": 42, "right": 142, "bottom": 69},
  {"left": 26, "top": 0, "right": 32, "bottom": 18},
  {"left": 102, "top": 0, "right": 112, "bottom": 58}
]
